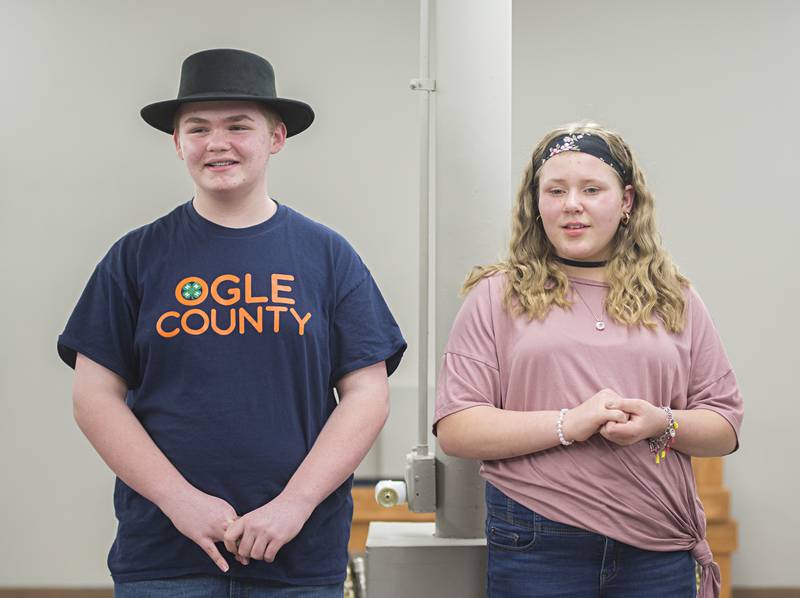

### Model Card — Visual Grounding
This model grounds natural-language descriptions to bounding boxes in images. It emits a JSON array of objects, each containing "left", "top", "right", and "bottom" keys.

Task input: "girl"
[{"left": 434, "top": 123, "right": 742, "bottom": 598}]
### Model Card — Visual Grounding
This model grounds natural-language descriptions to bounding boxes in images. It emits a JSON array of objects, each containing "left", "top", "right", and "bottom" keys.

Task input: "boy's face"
[{"left": 173, "top": 101, "right": 286, "bottom": 199}]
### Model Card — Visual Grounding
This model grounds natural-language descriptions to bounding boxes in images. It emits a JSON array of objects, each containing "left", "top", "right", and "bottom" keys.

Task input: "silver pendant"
[{"left": 595, "top": 321, "right": 606, "bottom": 331}]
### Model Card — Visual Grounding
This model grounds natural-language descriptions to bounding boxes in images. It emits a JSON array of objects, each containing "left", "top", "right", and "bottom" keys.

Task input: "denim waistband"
[{"left": 485, "top": 482, "right": 595, "bottom": 537}]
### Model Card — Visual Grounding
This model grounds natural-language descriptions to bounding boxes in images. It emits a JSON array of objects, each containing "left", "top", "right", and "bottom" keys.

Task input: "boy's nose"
[{"left": 206, "top": 130, "right": 232, "bottom": 150}]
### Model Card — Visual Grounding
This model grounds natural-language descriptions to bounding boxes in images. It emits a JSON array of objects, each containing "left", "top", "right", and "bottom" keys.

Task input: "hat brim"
[{"left": 140, "top": 94, "right": 314, "bottom": 137}]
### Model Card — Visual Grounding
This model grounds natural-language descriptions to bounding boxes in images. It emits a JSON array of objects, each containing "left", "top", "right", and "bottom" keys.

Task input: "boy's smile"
[{"left": 173, "top": 101, "right": 286, "bottom": 201}]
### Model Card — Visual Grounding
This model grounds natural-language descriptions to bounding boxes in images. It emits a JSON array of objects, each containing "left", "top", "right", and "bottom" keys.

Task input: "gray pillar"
[
  {"left": 367, "top": 2, "right": 511, "bottom": 595},
  {"left": 433, "top": 0, "right": 512, "bottom": 539}
]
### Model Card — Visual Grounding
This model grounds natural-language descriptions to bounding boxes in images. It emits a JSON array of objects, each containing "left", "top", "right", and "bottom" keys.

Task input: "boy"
[{"left": 58, "top": 48, "right": 406, "bottom": 597}]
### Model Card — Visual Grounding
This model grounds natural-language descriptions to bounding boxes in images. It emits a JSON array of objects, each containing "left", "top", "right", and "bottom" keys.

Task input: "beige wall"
[
  {"left": 0, "top": 0, "right": 796, "bottom": 589},
  {"left": 512, "top": 0, "right": 800, "bottom": 587}
]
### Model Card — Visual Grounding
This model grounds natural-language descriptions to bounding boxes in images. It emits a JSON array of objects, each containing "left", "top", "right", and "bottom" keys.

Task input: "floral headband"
[{"left": 536, "top": 133, "right": 628, "bottom": 183}]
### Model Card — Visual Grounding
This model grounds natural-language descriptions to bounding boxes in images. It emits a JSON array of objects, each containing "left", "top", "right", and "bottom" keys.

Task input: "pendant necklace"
[{"left": 572, "top": 285, "right": 606, "bottom": 331}]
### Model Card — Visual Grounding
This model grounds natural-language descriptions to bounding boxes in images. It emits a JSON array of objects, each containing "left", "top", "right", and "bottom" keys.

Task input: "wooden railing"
[{"left": 694, "top": 457, "right": 737, "bottom": 598}]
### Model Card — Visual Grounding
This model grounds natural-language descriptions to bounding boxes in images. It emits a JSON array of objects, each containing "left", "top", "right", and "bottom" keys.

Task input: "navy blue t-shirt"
[{"left": 58, "top": 200, "right": 406, "bottom": 584}]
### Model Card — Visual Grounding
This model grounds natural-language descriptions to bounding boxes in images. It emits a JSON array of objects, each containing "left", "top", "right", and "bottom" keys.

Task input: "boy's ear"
[{"left": 270, "top": 121, "right": 287, "bottom": 155}]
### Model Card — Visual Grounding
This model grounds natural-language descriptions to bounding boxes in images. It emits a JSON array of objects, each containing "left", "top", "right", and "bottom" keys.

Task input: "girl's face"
[{"left": 537, "top": 151, "right": 634, "bottom": 262}]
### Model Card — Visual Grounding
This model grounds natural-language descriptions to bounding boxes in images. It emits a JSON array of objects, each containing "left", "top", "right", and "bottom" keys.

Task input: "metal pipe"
[{"left": 415, "top": 0, "right": 433, "bottom": 455}]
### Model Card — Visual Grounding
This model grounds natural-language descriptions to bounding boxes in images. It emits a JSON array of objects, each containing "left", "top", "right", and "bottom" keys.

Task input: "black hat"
[{"left": 140, "top": 48, "right": 314, "bottom": 137}]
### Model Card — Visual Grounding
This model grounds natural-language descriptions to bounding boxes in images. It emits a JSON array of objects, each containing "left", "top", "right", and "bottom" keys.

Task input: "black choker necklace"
[{"left": 554, "top": 255, "right": 608, "bottom": 268}]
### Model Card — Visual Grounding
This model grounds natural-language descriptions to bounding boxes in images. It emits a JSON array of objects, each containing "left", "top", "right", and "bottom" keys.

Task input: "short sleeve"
[
  {"left": 433, "top": 276, "right": 501, "bottom": 434},
  {"left": 57, "top": 257, "right": 139, "bottom": 389},
  {"left": 329, "top": 270, "right": 406, "bottom": 384},
  {"left": 685, "top": 287, "right": 744, "bottom": 450}
]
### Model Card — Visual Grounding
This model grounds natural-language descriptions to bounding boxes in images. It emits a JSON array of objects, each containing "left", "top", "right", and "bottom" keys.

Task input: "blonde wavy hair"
[{"left": 463, "top": 122, "right": 689, "bottom": 332}]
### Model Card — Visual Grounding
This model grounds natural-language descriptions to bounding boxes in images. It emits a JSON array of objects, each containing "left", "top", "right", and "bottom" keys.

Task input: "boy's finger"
[
  {"left": 223, "top": 519, "right": 244, "bottom": 554},
  {"left": 264, "top": 539, "right": 284, "bottom": 563},
  {"left": 235, "top": 554, "right": 250, "bottom": 566},
  {"left": 201, "top": 539, "right": 229, "bottom": 573}
]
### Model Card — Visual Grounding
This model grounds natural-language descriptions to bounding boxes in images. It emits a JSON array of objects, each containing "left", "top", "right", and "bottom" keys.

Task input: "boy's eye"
[{"left": 189, "top": 127, "right": 206, "bottom": 134}]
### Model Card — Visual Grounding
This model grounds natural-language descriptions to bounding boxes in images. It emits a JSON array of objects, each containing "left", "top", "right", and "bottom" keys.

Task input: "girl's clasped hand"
[{"left": 562, "top": 389, "right": 672, "bottom": 447}]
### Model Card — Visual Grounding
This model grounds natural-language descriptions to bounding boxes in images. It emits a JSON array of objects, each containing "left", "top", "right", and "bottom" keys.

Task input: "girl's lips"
[{"left": 563, "top": 225, "right": 589, "bottom": 237}]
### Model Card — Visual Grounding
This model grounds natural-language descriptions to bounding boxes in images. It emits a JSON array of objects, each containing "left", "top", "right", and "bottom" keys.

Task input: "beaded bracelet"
[
  {"left": 648, "top": 406, "right": 679, "bottom": 464},
  {"left": 557, "top": 408, "right": 574, "bottom": 446}
]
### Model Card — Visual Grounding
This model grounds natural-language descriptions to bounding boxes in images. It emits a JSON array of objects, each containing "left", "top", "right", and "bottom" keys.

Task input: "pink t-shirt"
[{"left": 434, "top": 273, "right": 743, "bottom": 598}]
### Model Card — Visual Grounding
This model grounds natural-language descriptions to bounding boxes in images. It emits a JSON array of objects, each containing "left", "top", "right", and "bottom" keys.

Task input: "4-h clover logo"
[
  {"left": 174, "top": 276, "right": 208, "bottom": 305},
  {"left": 181, "top": 281, "right": 203, "bottom": 301}
]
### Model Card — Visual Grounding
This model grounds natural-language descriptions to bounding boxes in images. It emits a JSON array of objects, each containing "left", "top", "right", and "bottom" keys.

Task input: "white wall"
[{"left": 512, "top": 0, "right": 800, "bottom": 587}]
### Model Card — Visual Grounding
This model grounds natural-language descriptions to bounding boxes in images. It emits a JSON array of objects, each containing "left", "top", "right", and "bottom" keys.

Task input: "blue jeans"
[
  {"left": 114, "top": 575, "right": 343, "bottom": 597},
  {"left": 486, "top": 483, "right": 696, "bottom": 598}
]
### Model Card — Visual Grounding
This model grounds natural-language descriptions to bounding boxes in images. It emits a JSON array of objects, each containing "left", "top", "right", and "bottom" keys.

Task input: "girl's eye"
[
  {"left": 549, "top": 188, "right": 565, "bottom": 196},
  {"left": 585, "top": 187, "right": 600, "bottom": 194}
]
